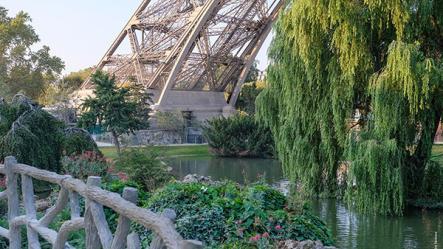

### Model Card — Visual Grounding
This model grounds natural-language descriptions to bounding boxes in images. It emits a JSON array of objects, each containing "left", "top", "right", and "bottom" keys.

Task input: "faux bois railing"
[{"left": 0, "top": 156, "right": 203, "bottom": 249}]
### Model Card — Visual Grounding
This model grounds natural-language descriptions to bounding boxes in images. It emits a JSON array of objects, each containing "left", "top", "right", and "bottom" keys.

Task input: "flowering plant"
[{"left": 61, "top": 151, "right": 108, "bottom": 180}]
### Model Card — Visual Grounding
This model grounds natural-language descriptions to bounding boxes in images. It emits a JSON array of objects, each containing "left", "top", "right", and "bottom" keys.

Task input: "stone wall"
[{"left": 94, "top": 129, "right": 184, "bottom": 146}]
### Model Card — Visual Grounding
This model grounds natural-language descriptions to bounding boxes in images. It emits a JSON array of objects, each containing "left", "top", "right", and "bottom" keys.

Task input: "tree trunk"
[
  {"left": 407, "top": 109, "right": 442, "bottom": 198},
  {"left": 112, "top": 131, "right": 121, "bottom": 155}
]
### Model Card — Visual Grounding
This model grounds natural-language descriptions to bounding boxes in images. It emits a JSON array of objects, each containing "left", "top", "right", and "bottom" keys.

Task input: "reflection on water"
[
  {"left": 167, "top": 157, "right": 442, "bottom": 249},
  {"left": 310, "top": 199, "right": 443, "bottom": 249},
  {"left": 167, "top": 156, "right": 282, "bottom": 184}
]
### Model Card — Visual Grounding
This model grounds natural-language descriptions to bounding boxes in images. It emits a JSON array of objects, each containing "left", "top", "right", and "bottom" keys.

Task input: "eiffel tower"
[{"left": 80, "top": 0, "right": 283, "bottom": 121}]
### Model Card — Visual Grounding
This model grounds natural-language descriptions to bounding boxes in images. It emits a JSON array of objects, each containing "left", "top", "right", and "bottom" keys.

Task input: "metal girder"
[
  {"left": 157, "top": 0, "right": 222, "bottom": 106},
  {"left": 228, "top": 0, "right": 284, "bottom": 106},
  {"left": 81, "top": 0, "right": 284, "bottom": 107}
]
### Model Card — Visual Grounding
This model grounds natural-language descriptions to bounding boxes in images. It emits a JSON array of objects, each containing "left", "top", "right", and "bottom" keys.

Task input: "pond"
[
  {"left": 167, "top": 156, "right": 442, "bottom": 249},
  {"left": 166, "top": 156, "right": 283, "bottom": 184}
]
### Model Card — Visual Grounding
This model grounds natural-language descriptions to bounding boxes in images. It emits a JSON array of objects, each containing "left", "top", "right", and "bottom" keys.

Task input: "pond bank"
[{"left": 100, "top": 144, "right": 211, "bottom": 159}]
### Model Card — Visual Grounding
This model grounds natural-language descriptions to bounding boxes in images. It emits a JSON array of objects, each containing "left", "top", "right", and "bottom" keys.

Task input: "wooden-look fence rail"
[{"left": 0, "top": 156, "right": 203, "bottom": 249}]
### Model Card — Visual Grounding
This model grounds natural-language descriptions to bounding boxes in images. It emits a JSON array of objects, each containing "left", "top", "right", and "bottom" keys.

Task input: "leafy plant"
[
  {"left": 102, "top": 179, "right": 150, "bottom": 206},
  {"left": 61, "top": 151, "right": 108, "bottom": 180},
  {"left": 176, "top": 207, "right": 227, "bottom": 245},
  {"left": 203, "top": 115, "right": 274, "bottom": 158},
  {"left": 63, "top": 127, "right": 101, "bottom": 156},
  {"left": 78, "top": 71, "right": 151, "bottom": 154},
  {"left": 143, "top": 182, "right": 334, "bottom": 247},
  {"left": 114, "top": 148, "right": 172, "bottom": 192},
  {"left": 285, "top": 206, "right": 334, "bottom": 246}
]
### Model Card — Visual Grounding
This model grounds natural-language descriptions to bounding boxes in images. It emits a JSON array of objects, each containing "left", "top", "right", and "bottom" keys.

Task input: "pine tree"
[{"left": 257, "top": 0, "right": 443, "bottom": 215}]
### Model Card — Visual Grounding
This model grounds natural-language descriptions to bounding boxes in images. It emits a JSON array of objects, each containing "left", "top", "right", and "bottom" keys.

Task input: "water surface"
[
  {"left": 311, "top": 199, "right": 442, "bottom": 249},
  {"left": 168, "top": 156, "right": 442, "bottom": 249},
  {"left": 167, "top": 156, "right": 282, "bottom": 184}
]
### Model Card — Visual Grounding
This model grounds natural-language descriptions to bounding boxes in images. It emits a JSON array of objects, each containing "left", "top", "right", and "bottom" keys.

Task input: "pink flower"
[
  {"left": 262, "top": 232, "right": 269, "bottom": 238},
  {"left": 249, "top": 234, "right": 261, "bottom": 242},
  {"left": 275, "top": 225, "right": 282, "bottom": 230}
]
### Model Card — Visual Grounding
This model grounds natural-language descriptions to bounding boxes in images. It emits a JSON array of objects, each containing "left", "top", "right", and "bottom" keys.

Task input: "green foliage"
[
  {"left": 155, "top": 111, "right": 187, "bottom": 138},
  {"left": 114, "top": 148, "right": 172, "bottom": 192},
  {"left": 144, "top": 182, "right": 334, "bottom": 247},
  {"left": 40, "top": 67, "right": 93, "bottom": 106},
  {"left": 0, "top": 95, "right": 99, "bottom": 173},
  {"left": 211, "top": 241, "right": 254, "bottom": 249},
  {"left": 236, "top": 81, "right": 266, "bottom": 115},
  {"left": 421, "top": 160, "right": 443, "bottom": 201},
  {"left": 102, "top": 179, "right": 150, "bottom": 205},
  {"left": 176, "top": 207, "right": 227, "bottom": 243},
  {"left": 0, "top": 7, "right": 64, "bottom": 100},
  {"left": 61, "top": 151, "right": 108, "bottom": 180},
  {"left": 0, "top": 178, "right": 333, "bottom": 248},
  {"left": 246, "top": 184, "right": 286, "bottom": 211},
  {"left": 245, "top": 61, "right": 261, "bottom": 83},
  {"left": 0, "top": 95, "right": 64, "bottom": 172},
  {"left": 78, "top": 71, "right": 151, "bottom": 153},
  {"left": 63, "top": 127, "right": 101, "bottom": 156},
  {"left": 346, "top": 135, "right": 405, "bottom": 215},
  {"left": 286, "top": 207, "right": 334, "bottom": 246},
  {"left": 257, "top": 0, "right": 443, "bottom": 215},
  {"left": 203, "top": 115, "right": 274, "bottom": 158},
  {"left": 61, "top": 67, "right": 94, "bottom": 91}
]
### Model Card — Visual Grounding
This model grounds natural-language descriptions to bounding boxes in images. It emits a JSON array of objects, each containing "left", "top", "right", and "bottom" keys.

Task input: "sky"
[{"left": 0, "top": 0, "right": 272, "bottom": 75}]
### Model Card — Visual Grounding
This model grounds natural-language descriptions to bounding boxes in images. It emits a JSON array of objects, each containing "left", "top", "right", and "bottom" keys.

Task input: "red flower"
[
  {"left": 262, "top": 232, "right": 270, "bottom": 238},
  {"left": 275, "top": 225, "right": 282, "bottom": 230},
  {"left": 117, "top": 172, "right": 129, "bottom": 181},
  {"left": 0, "top": 177, "right": 6, "bottom": 188}
]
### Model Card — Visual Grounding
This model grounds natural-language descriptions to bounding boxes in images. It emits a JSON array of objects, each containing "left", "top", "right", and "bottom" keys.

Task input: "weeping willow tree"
[{"left": 257, "top": 0, "right": 443, "bottom": 215}]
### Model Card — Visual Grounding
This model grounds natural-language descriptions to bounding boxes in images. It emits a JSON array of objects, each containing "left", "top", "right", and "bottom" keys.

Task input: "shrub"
[
  {"left": 285, "top": 206, "right": 334, "bottom": 246},
  {"left": 114, "top": 148, "right": 172, "bottom": 192},
  {"left": 203, "top": 115, "right": 274, "bottom": 158},
  {"left": 0, "top": 95, "right": 64, "bottom": 172},
  {"left": 102, "top": 179, "right": 150, "bottom": 206},
  {"left": 155, "top": 111, "right": 187, "bottom": 132},
  {"left": 176, "top": 207, "right": 227, "bottom": 244},
  {"left": 61, "top": 151, "right": 108, "bottom": 180},
  {"left": 143, "top": 182, "right": 334, "bottom": 247},
  {"left": 63, "top": 127, "right": 101, "bottom": 156}
]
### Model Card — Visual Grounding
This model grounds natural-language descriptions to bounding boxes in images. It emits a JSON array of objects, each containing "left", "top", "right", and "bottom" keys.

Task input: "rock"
[
  {"left": 182, "top": 174, "right": 214, "bottom": 184},
  {"left": 35, "top": 199, "right": 52, "bottom": 212},
  {"left": 276, "top": 240, "right": 337, "bottom": 249},
  {"left": 273, "top": 180, "right": 290, "bottom": 196}
]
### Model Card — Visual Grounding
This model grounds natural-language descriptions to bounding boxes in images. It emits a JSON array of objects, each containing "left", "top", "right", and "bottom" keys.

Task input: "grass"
[
  {"left": 100, "top": 144, "right": 211, "bottom": 160},
  {"left": 102, "top": 144, "right": 443, "bottom": 163}
]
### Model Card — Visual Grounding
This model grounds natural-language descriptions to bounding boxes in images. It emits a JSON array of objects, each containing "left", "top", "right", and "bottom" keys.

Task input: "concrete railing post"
[
  {"left": 22, "top": 174, "right": 41, "bottom": 249},
  {"left": 85, "top": 176, "right": 102, "bottom": 249},
  {"left": 111, "top": 187, "right": 138, "bottom": 249},
  {"left": 5, "top": 156, "right": 21, "bottom": 249}
]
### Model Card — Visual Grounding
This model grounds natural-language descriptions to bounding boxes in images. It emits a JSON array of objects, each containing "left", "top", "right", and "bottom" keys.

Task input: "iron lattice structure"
[{"left": 82, "top": 0, "right": 283, "bottom": 108}]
